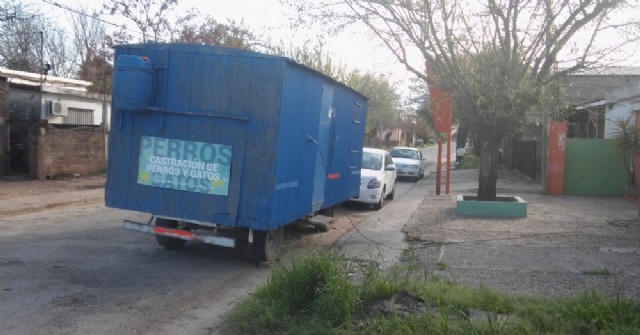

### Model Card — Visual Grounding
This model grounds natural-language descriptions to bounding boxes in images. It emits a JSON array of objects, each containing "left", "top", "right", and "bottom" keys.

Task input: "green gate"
[{"left": 564, "top": 139, "right": 629, "bottom": 196}]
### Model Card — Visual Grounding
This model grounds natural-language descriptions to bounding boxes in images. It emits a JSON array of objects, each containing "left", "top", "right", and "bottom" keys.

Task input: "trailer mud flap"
[{"left": 123, "top": 220, "right": 236, "bottom": 248}]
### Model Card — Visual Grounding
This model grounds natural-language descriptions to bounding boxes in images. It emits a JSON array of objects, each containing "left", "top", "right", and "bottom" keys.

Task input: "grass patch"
[
  {"left": 436, "top": 262, "right": 448, "bottom": 271},
  {"left": 228, "top": 251, "right": 640, "bottom": 335},
  {"left": 458, "top": 154, "right": 479, "bottom": 169},
  {"left": 583, "top": 268, "right": 614, "bottom": 276},
  {"left": 228, "top": 251, "right": 360, "bottom": 334}
]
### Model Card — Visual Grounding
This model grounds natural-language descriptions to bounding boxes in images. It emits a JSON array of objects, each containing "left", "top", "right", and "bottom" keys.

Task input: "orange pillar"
[
  {"left": 436, "top": 139, "right": 442, "bottom": 195},
  {"left": 546, "top": 121, "right": 567, "bottom": 195},
  {"left": 445, "top": 125, "right": 451, "bottom": 195}
]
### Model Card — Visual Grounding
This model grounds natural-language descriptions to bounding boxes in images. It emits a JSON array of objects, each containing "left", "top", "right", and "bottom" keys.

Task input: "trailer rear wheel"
[
  {"left": 252, "top": 227, "right": 284, "bottom": 263},
  {"left": 155, "top": 218, "right": 187, "bottom": 249}
]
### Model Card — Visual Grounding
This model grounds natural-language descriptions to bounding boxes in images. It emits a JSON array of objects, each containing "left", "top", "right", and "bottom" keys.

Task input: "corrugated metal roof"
[
  {"left": 570, "top": 66, "right": 640, "bottom": 76},
  {"left": 0, "top": 67, "right": 92, "bottom": 91}
]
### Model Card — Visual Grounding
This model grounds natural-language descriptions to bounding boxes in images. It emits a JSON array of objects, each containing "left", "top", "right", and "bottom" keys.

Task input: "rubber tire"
[
  {"left": 373, "top": 187, "right": 385, "bottom": 210},
  {"left": 317, "top": 205, "right": 336, "bottom": 217},
  {"left": 252, "top": 227, "right": 284, "bottom": 263},
  {"left": 155, "top": 218, "right": 187, "bottom": 249},
  {"left": 386, "top": 184, "right": 395, "bottom": 200}
]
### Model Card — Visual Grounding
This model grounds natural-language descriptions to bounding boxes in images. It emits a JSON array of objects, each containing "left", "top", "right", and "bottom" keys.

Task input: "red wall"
[{"left": 546, "top": 121, "right": 567, "bottom": 195}]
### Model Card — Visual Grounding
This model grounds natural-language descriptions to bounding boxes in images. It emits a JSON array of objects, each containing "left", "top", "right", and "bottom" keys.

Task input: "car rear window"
[
  {"left": 390, "top": 149, "right": 418, "bottom": 160},
  {"left": 362, "top": 152, "right": 383, "bottom": 170}
]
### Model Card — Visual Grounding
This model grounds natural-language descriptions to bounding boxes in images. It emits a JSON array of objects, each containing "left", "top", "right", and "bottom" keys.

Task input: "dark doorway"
[{"left": 8, "top": 120, "right": 29, "bottom": 175}]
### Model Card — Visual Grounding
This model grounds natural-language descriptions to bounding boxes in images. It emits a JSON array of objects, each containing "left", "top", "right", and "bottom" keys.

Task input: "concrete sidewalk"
[
  {"left": 0, "top": 175, "right": 105, "bottom": 218},
  {"left": 334, "top": 167, "right": 543, "bottom": 268},
  {"left": 335, "top": 165, "right": 640, "bottom": 299},
  {"left": 0, "top": 188, "right": 104, "bottom": 217},
  {"left": 405, "top": 169, "right": 640, "bottom": 298}
]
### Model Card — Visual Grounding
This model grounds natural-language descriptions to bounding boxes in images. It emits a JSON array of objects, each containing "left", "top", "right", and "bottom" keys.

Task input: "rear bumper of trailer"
[{"left": 123, "top": 220, "right": 236, "bottom": 248}]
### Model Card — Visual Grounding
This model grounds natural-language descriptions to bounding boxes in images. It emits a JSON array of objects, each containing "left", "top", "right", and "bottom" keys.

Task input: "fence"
[{"left": 511, "top": 140, "right": 538, "bottom": 179}]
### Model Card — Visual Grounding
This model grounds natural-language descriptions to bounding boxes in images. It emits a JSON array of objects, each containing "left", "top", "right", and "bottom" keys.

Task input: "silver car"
[{"left": 390, "top": 146, "right": 426, "bottom": 182}]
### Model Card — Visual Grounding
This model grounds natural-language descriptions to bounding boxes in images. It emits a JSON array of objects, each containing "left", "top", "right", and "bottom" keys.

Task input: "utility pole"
[
  {"left": 39, "top": 31, "right": 44, "bottom": 82},
  {"left": 102, "top": 44, "right": 107, "bottom": 132},
  {"left": 40, "top": 30, "right": 44, "bottom": 127}
]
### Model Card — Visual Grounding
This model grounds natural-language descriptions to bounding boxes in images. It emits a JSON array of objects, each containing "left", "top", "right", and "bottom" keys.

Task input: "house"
[
  {"left": 0, "top": 68, "right": 111, "bottom": 179},
  {"left": 546, "top": 67, "right": 640, "bottom": 196},
  {"left": 503, "top": 67, "right": 640, "bottom": 183},
  {"left": 605, "top": 79, "right": 640, "bottom": 187},
  {"left": 604, "top": 79, "right": 640, "bottom": 137},
  {"left": 560, "top": 67, "right": 640, "bottom": 139}
]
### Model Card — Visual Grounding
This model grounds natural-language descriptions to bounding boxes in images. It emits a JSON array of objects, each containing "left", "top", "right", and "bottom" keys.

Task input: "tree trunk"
[
  {"left": 477, "top": 134, "right": 499, "bottom": 201},
  {"left": 456, "top": 124, "right": 469, "bottom": 150}
]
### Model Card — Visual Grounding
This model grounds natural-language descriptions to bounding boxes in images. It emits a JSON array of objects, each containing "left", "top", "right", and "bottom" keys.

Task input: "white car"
[
  {"left": 351, "top": 147, "right": 397, "bottom": 210},
  {"left": 390, "top": 146, "right": 426, "bottom": 182}
]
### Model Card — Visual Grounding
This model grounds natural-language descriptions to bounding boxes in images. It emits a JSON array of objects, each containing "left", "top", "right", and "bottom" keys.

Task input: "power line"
[
  {"left": 0, "top": 13, "right": 36, "bottom": 21},
  {"left": 0, "top": 5, "right": 38, "bottom": 21},
  {"left": 39, "top": 0, "right": 149, "bottom": 39}
]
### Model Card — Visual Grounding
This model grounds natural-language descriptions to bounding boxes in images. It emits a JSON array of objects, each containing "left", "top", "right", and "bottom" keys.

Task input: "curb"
[
  {"left": 333, "top": 178, "right": 427, "bottom": 269},
  {"left": 0, "top": 195, "right": 104, "bottom": 218}
]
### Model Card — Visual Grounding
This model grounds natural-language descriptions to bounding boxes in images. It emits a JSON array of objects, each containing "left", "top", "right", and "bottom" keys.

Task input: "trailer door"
[{"left": 311, "top": 84, "right": 335, "bottom": 211}]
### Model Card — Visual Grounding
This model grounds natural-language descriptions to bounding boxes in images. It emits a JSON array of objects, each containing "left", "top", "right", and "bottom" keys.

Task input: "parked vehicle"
[
  {"left": 350, "top": 147, "right": 396, "bottom": 210},
  {"left": 105, "top": 43, "right": 368, "bottom": 263},
  {"left": 390, "top": 146, "right": 426, "bottom": 182}
]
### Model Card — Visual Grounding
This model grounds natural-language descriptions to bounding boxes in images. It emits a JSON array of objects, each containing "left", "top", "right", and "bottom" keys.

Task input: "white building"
[
  {"left": 1, "top": 68, "right": 111, "bottom": 176},
  {"left": 605, "top": 80, "right": 640, "bottom": 138},
  {"left": 0, "top": 67, "right": 111, "bottom": 127}
]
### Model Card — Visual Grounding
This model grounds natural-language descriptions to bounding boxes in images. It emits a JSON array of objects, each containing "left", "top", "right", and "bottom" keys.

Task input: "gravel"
[{"left": 403, "top": 171, "right": 640, "bottom": 299}]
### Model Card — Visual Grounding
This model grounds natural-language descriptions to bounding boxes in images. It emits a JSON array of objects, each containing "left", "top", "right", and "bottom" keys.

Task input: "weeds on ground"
[
  {"left": 583, "top": 268, "right": 614, "bottom": 276},
  {"left": 228, "top": 251, "right": 359, "bottom": 334},
  {"left": 228, "top": 251, "right": 640, "bottom": 335},
  {"left": 436, "top": 262, "right": 448, "bottom": 271},
  {"left": 458, "top": 154, "right": 479, "bottom": 169}
]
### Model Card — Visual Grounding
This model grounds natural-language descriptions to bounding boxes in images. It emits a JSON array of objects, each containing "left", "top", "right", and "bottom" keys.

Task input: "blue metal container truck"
[{"left": 105, "top": 43, "right": 368, "bottom": 262}]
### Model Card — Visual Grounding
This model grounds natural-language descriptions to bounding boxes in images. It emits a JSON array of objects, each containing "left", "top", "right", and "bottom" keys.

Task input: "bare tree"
[
  {"left": 174, "top": 16, "right": 256, "bottom": 49},
  {"left": 103, "top": 0, "right": 179, "bottom": 43},
  {"left": 0, "top": 1, "right": 80, "bottom": 78},
  {"left": 77, "top": 49, "right": 113, "bottom": 94},
  {"left": 284, "top": 43, "right": 348, "bottom": 80},
  {"left": 44, "top": 28, "right": 76, "bottom": 78},
  {"left": 0, "top": 0, "right": 43, "bottom": 73},
  {"left": 285, "top": 0, "right": 640, "bottom": 200},
  {"left": 69, "top": 6, "right": 111, "bottom": 92},
  {"left": 70, "top": 6, "right": 107, "bottom": 67}
]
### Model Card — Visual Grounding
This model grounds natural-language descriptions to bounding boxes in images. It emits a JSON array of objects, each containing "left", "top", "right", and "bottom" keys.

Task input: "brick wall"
[{"left": 30, "top": 121, "right": 106, "bottom": 180}]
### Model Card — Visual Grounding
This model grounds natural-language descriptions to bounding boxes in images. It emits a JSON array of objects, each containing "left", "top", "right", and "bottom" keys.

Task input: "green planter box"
[{"left": 456, "top": 195, "right": 527, "bottom": 218}]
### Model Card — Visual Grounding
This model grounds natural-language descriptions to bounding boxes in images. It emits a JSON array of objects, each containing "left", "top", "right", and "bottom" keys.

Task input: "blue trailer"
[{"left": 105, "top": 43, "right": 368, "bottom": 262}]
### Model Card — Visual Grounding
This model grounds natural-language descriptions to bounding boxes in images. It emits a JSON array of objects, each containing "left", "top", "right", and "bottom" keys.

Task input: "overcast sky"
[
  {"left": 34, "top": 0, "right": 412, "bottom": 91},
  {"left": 33, "top": 0, "right": 640, "bottom": 101}
]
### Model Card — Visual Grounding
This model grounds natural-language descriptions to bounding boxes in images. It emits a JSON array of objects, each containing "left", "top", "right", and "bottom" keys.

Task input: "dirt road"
[{"left": 0, "top": 178, "right": 416, "bottom": 335}]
